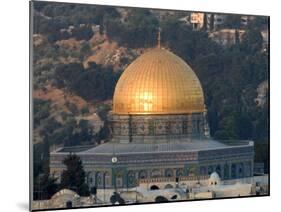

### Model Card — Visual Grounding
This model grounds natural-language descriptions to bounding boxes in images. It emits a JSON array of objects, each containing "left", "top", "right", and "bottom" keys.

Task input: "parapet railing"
[{"left": 139, "top": 175, "right": 209, "bottom": 184}]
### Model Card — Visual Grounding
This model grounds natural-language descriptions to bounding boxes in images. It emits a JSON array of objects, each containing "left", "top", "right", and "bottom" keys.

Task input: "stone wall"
[
  {"left": 51, "top": 157, "right": 254, "bottom": 189},
  {"left": 109, "top": 112, "right": 210, "bottom": 143}
]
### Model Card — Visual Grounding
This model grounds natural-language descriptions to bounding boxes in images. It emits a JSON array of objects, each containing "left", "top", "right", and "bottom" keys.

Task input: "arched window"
[
  {"left": 88, "top": 172, "right": 95, "bottom": 186},
  {"left": 155, "top": 196, "right": 168, "bottom": 202},
  {"left": 96, "top": 172, "right": 103, "bottom": 188},
  {"left": 238, "top": 163, "right": 244, "bottom": 178},
  {"left": 176, "top": 168, "right": 184, "bottom": 177},
  {"left": 116, "top": 173, "right": 123, "bottom": 188},
  {"left": 148, "top": 120, "right": 155, "bottom": 135},
  {"left": 231, "top": 164, "right": 237, "bottom": 179},
  {"left": 66, "top": 201, "right": 72, "bottom": 208},
  {"left": 85, "top": 172, "right": 91, "bottom": 185},
  {"left": 197, "top": 120, "right": 200, "bottom": 133},
  {"left": 215, "top": 165, "right": 221, "bottom": 177},
  {"left": 127, "top": 171, "right": 136, "bottom": 187},
  {"left": 132, "top": 123, "right": 137, "bottom": 134},
  {"left": 164, "top": 184, "right": 173, "bottom": 189},
  {"left": 224, "top": 164, "right": 229, "bottom": 179},
  {"left": 165, "top": 169, "right": 173, "bottom": 177},
  {"left": 114, "top": 122, "right": 121, "bottom": 135},
  {"left": 182, "top": 121, "right": 188, "bottom": 134},
  {"left": 244, "top": 162, "right": 251, "bottom": 177},
  {"left": 139, "top": 170, "right": 147, "bottom": 179},
  {"left": 208, "top": 166, "right": 214, "bottom": 175},
  {"left": 104, "top": 172, "right": 110, "bottom": 188},
  {"left": 165, "top": 122, "right": 171, "bottom": 134},
  {"left": 150, "top": 185, "right": 160, "bottom": 190},
  {"left": 200, "top": 166, "right": 207, "bottom": 175}
]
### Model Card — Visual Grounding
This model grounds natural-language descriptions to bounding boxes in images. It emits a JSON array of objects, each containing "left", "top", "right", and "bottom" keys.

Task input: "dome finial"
[{"left": 157, "top": 27, "right": 161, "bottom": 48}]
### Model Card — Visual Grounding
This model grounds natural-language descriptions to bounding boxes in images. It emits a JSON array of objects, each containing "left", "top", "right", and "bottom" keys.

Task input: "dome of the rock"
[{"left": 113, "top": 47, "right": 205, "bottom": 114}]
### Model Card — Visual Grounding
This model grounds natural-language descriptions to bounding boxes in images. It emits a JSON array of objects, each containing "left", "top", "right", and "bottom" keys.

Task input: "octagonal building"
[{"left": 50, "top": 44, "right": 254, "bottom": 190}]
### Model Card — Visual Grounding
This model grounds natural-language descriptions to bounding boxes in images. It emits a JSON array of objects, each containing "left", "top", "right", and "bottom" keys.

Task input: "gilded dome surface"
[{"left": 113, "top": 48, "right": 205, "bottom": 114}]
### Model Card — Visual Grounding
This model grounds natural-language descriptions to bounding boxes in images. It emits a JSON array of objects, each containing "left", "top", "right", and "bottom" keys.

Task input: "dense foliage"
[
  {"left": 33, "top": 2, "right": 119, "bottom": 42},
  {"left": 33, "top": 98, "right": 51, "bottom": 129},
  {"left": 33, "top": 135, "right": 59, "bottom": 200},
  {"left": 61, "top": 153, "right": 90, "bottom": 196},
  {"left": 106, "top": 8, "right": 159, "bottom": 48},
  {"left": 54, "top": 62, "right": 121, "bottom": 101}
]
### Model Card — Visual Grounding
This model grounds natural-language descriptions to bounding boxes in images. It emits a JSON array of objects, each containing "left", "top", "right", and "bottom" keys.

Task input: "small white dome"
[
  {"left": 208, "top": 172, "right": 221, "bottom": 186},
  {"left": 210, "top": 172, "right": 220, "bottom": 180}
]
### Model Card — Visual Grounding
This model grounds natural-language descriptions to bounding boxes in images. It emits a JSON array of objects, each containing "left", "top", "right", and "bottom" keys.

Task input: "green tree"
[
  {"left": 224, "top": 14, "right": 241, "bottom": 29},
  {"left": 54, "top": 63, "right": 121, "bottom": 101},
  {"left": 33, "top": 99, "right": 50, "bottom": 128},
  {"left": 235, "top": 113, "right": 253, "bottom": 139},
  {"left": 80, "top": 106, "right": 89, "bottom": 114},
  {"left": 107, "top": 8, "right": 159, "bottom": 48},
  {"left": 71, "top": 25, "right": 93, "bottom": 41},
  {"left": 60, "top": 153, "right": 90, "bottom": 196},
  {"left": 214, "top": 130, "right": 230, "bottom": 140},
  {"left": 34, "top": 174, "right": 59, "bottom": 200},
  {"left": 33, "top": 135, "right": 59, "bottom": 200},
  {"left": 95, "top": 123, "right": 110, "bottom": 143},
  {"left": 241, "top": 28, "right": 263, "bottom": 53},
  {"left": 248, "top": 16, "right": 269, "bottom": 30}
]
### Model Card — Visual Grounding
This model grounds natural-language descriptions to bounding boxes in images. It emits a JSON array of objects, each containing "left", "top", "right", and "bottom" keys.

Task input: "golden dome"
[{"left": 113, "top": 48, "right": 205, "bottom": 115}]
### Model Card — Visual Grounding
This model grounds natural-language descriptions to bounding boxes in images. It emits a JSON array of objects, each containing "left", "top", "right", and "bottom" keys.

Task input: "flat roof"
[{"left": 53, "top": 139, "right": 253, "bottom": 155}]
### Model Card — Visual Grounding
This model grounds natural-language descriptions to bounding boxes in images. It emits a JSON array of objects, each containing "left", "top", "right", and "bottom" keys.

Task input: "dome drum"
[
  {"left": 108, "top": 112, "right": 209, "bottom": 143},
  {"left": 110, "top": 47, "right": 208, "bottom": 143}
]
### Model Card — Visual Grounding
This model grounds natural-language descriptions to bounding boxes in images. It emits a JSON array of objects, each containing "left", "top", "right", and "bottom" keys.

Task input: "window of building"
[
  {"left": 197, "top": 120, "right": 200, "bottom": 133},
  {"left": 224, "top": 164, "right": 229, "bottom": 179},
  {"left": 104, "top": 172, "right": 110, "bottom": 187},
  {"left": 231, "top": 164, "right": 237, "bottom": 178},
  {"left": 165, "top": 169, "right": 173, "bottom": 177},
  {"left": 182, "top": 121, "right": 188, "bottom": 134},
  {"left": 148, "top": 120, "right": 155, "bottom": 135},
  {"left": 139, "top": 170, "right": 147, "bottom": 179},
  {"left": 96, "top": 172, "right": 103, "bottom": 188},
  {"left": 127, "top": 171, "right": 135, "bottom": 186},
  {"left": 116, "top": 174, "right": 123, "bottom": 187},
  {"left": 165, "top": 121, "right": 171, "bottom": 134}
]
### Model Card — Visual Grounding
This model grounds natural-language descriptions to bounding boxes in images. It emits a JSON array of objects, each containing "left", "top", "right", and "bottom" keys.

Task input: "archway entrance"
[
  {"left": 150, "top": 185, "right": 160, "bottom": 190},
  {"left": 164, "top": 184, "right": 173, "bottom": 189},
  {"left": 66, "top": 201, "right": 72, "bottom": 208},
  {"left": 155, "top": 196, "right": 168, "bottom": 202}
]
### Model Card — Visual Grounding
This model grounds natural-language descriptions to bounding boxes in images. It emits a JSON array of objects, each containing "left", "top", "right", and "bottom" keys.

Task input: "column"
[
  {"left": 235, "top": 163, "right": 240, "bottom": 178},
  {"left": 229, "top": 163, "right": 232, "bottom": 179},
  {"left": 220, "top": 164, "right": 224, "bottom": 179},
  {"left": 250, "top": 160, "right": 254, "bottom": 177},
  {"left": 241, "top": 163, "right": 245, "bottom": 178}
]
